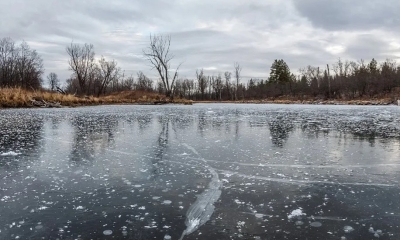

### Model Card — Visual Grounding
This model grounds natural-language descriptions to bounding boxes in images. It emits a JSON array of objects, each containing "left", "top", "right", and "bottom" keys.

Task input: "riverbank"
[
  {"left": 195, "top": 97, "right": 399, "bottom": 106},
  {"left": 1, "top": 88, "right": 398, "bottom": 108},
  {"left": 0, "top": 88, "right": 191, "bottom": 108}
]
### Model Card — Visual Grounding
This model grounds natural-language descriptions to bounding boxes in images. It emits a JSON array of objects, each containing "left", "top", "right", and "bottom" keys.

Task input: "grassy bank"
[
  {"left": 0, "top": 88, "right": 191, "bottom": 108},
  {"left": 1, "top": 88, "right": 397, "bottom": 108}
]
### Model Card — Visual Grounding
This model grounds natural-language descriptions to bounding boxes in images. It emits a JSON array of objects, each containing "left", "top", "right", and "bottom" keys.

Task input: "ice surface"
[{"left": 1, "top": 104, "right": 400, "bottom": 239}]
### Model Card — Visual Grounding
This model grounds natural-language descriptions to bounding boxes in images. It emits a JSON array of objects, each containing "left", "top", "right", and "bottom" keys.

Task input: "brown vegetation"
[
  {"left": 0, "top": 88, "right": 191, "bottom": 108},
  {"left": 0, "top": 88, "right": 98, "bottom": 108},
  {"left": 194, "top": 95, "right": 397, "bottom": 105}
]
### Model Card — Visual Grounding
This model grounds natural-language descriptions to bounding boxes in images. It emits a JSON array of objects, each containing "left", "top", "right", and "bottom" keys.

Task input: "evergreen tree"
[{"left": 269, "top": 59, "right": 292, "bottom": 84}]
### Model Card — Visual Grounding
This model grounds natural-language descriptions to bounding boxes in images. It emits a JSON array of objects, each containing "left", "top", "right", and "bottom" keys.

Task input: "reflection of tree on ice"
[
  {"left": 150, "top": 116, "right": 170, "bottom": 180},
  {"left": 179, "top": 144, "right": 222, "bottom": 240}
]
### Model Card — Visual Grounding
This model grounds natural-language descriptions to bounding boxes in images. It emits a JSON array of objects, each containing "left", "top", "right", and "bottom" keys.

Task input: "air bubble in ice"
[
  {"left": 295, "top": 221, "right": 304, "bottom": 226},
  {"left": 164, "top": 234, "right": 171, "bottom": 240},
  {"left": 310, "top": 222, "right": 322, "bottom": 227},
  {"left": 344, "top": 226, "right": 354, "bottom": 233},
  {"left": 35, "top": 225, "right": 43, "bottom": 230}
]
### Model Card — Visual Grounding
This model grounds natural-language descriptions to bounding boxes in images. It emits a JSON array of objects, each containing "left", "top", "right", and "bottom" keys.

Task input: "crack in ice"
[
  {"left": 184, "top": 156, "right": 400, "bottom": 169},
  {"left": 179, "top": 144, "right": 222, "bottom": 240},
  {"left": 220, "top": 170, "right": 396, "bottom": 187}
]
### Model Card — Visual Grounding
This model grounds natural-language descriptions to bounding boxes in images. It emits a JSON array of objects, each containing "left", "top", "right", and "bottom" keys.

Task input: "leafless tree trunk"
[
  {"left": 184, "top": 79, "right": 194, "bottom": 99},
  {"left": 47, "top": 72, "right": 59, "bottom": 91},
  {"left": 66, "top": 42, "right": 95, "bottom": 95},
  {"left": 234, "top": 62, "right": 241, "bottom": 100},
  {"left": 143, "top": 35, "right": 181, "bottom": 98},
  {"left": 196, "top": 69, "right": 207, "bottom": 100},
  {"left": 97, "top": 56, "right": 120, "bottom": 96},
  {"left": 224, "top": 71, "right": 232, "bottom": 100},
  {"left": 215, "top": 73, "right": 223, "bottom": 100},
  {"left": 16, "top": 41, "right": 44, "bottom": 89},
  {"left": 136, "top": 71, "right": 153, "bottom": 91},
  {"left": 0, "top": 38, "right": 17, "bottom": 87},
  {"left": 326, "top": 64, "right": 331, "bottom": 98},
  {"left": 0, "top": 38, "right": 43, "bottom": 89}
]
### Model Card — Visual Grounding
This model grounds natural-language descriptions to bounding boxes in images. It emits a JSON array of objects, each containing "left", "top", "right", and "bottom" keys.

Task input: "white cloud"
[{"left": 325, "top": 45, "right": 345, "bottom": 55}]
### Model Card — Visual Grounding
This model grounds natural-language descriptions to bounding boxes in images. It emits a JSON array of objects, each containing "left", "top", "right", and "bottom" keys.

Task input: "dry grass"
[
  {"left": 1, "top": 87, "right": 396, "bottom": 108},
  {"left": 102, "top": 90, "right": 192, "bottom": 104},
  {"left": 0, "top": 88, "right": 99, "bottom": 108},
  {"left": 102, "top": 90, "right": 164, "bottom": 103},
  {"left": 0, "top": 88, "right": 192, "bottom": 108},
  {"left": 193, "top": 92, "right": 399, "bottom": 105}
]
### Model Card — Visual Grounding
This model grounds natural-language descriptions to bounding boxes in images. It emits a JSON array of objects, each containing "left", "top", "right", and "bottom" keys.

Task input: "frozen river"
[{"left": 1, "top": 103, "right": 400, "bottom": 239}]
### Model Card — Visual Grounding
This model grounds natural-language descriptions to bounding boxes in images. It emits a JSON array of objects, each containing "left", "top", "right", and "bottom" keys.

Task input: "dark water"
[{"left": 1, "top": 104, "right": 400, "bottom": 240}]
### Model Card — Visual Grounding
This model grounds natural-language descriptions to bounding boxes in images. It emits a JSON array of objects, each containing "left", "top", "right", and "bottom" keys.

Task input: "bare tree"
[
  {"left": 196, "top": 69, "right": 207, "bottom": 100},
  {"left": 300, "top": 65, "right": 321, "bottom": 85},
  {"left": 0, "top": 37, "right": 17, "bottom": 87},
  {"left": 143, "top": 35, "right": 181, "bottom": 98},
  {"left": 97, "top": 56, "right": 120, "bottom": 96},
  {"left": 121, "top": 75, "right": 134, "bottom": 91},
  {"left": 47, "top": 72, "right": 59, "bottom": 91},
  {"left": 214, "top": 73, "right": 223, "bottom": 100},
  {"left": 16, "top": 41, "right": 44, "bottom": 89},
  {"left": 66, "top": 42, "right": 95, "bottom": 94},
  {"left": 183, "top": 79, "right": 194, "bottom": 99},
  {"left": 0, "top": 38, "right": 43, "bottom": 89},
  {"left": 224, "top": 71, "right": 232, "bottom": 100},
  {"left": 234, "top": 62, "right": 242, "bottom": 100},
  {"left": 136, "top": 71, "right": 153, "bottom": 91}
]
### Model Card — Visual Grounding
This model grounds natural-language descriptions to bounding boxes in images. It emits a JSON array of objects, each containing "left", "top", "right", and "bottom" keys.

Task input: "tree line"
[
  {"left": 164, "top": 58, "right": 400, "bottom": 101},
  {"left": 1, "top": 36, "right": 400, "bottom": 101},
  {"left": 0, "top": 37, "right": 43, "bottom": 89}
]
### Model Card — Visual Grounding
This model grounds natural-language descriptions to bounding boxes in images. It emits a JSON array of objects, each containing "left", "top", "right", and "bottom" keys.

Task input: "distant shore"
[
  {"left": 194, "top": 98, "right": 399, "bottom": 106},
  {"left": 1, "top": 88, "right": 399, "bottom": 109}
]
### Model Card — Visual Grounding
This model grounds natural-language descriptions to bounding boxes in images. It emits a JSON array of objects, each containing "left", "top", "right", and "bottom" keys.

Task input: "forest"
[{"left": 1, "top": 36, "right": 400, "bottom": 102}]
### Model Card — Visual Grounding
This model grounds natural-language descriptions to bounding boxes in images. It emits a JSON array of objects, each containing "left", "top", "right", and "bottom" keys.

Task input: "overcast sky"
[{"left": 1, "top": 0, "right": 400, "bottom": 85}]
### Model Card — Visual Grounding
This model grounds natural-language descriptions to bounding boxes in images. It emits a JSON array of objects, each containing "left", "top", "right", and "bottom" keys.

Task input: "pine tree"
[{"left": 269, "top": 59, "right": 292, "bottom": 84}]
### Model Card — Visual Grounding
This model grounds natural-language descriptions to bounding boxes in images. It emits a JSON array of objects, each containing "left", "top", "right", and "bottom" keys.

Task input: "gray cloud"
[
  {"left": 293, "top": 0, "right": 400, "bottom": 31},
  {"left": 1, "top": 0, "right": 400, "bottom": 86},
  {"left": 345, "top": 34, "right": 391, "bottom": 61}
]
